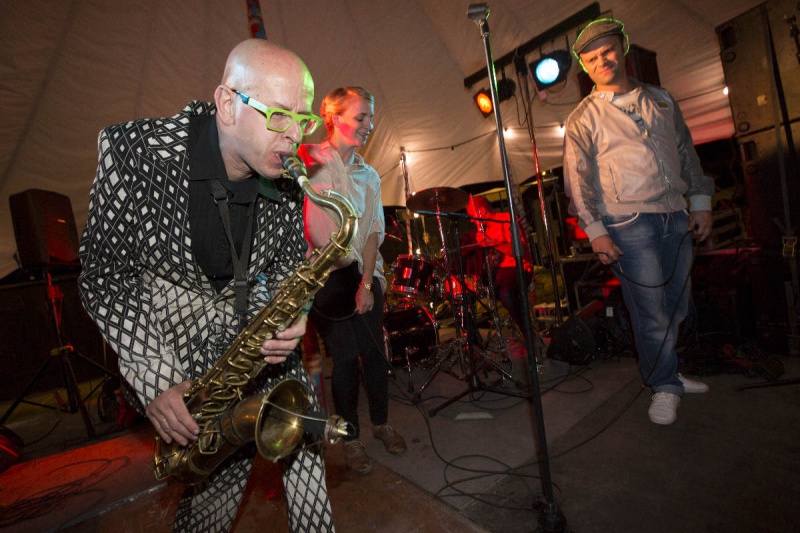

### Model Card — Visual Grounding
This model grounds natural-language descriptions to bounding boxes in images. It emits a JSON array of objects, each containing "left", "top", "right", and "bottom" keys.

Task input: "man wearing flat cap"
[{"left": 563, "top": 18, "right": 714, "bottom": 425}]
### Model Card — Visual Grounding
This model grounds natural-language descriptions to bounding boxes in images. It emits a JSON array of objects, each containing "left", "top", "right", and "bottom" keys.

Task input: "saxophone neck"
[{"left": 281, "top": 154, "right": 358, "bottom": 248}]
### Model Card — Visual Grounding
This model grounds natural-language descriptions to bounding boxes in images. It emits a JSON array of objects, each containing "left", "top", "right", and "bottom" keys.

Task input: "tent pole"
[{"left": 467, "top": 4, "right": 566, "bottom": 532}]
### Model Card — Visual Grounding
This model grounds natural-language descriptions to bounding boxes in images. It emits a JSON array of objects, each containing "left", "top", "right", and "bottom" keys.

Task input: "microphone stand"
[{"left": 467, "top": 4, "right": 566, "bottom": 531}]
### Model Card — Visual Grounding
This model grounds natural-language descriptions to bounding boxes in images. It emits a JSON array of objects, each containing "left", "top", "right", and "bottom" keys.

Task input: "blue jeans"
[{"left": 604, "top": 211, "right": 693, "bottom": 396}]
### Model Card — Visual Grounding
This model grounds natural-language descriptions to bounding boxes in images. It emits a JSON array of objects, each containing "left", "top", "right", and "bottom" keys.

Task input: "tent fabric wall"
[{"left": 0, "top": 0, "right": 765, "bottom": 279}]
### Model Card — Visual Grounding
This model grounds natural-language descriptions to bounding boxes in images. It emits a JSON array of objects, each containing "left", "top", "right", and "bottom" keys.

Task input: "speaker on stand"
[{"left": 2, "top": 189, "right": 117, "bottom": 438}]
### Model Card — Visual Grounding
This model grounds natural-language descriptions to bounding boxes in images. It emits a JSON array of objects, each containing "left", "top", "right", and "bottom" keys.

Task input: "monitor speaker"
[
  {"left": 8, "top": 189, "right": 80, "bottom": 270},
  {"left": 547, "top": 299, "right": 605, "bottom": 365}
]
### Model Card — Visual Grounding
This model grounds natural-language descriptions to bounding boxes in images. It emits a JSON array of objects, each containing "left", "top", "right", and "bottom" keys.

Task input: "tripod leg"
[
  {"left": 60, "top": 349, "right": 96, "bottom": 438},
  {"left": 404, "top": 347, "right": 415, "bottom": 394},
  {"left": 0, "top": 355, "right": 57, "bottom": 424},
  {"left": 71, "top": 349, "right": 118, "bottom": 379},
  {"left": 427, "top": 384, "right": 475, "bottom": 418},
  {"left": 478, "top": 346, "right": 526, "bottom": 390},
  {"left": 415, "top": 341, "right": 457, "bottom": 399}
]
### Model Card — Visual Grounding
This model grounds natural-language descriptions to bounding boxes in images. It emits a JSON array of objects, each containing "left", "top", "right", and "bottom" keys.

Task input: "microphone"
[{"left": 467, "top": 3, "right": 488, "bottom": 21}]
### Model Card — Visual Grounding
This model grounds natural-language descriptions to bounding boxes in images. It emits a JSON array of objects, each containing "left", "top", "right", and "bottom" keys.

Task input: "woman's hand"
[{"left": 355, "top": 285, "right": 375, "bottom": 314}]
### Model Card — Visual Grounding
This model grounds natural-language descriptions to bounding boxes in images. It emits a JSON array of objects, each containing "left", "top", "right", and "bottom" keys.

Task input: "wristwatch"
[{"left": 359, "top": 281, "right": 373, "bottom": 291}]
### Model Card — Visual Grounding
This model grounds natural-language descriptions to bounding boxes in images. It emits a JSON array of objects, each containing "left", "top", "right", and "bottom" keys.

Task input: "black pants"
[{"left": 310, "top": 263, "right": 388, "bottom": 439}]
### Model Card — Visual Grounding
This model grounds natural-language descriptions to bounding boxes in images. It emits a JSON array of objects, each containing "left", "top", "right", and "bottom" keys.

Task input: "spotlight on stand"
[
  {"left": 529, "top": 49, "right": 572, "bottom": 90},
  {"left": 473, "top": 77, "right": 516, "bottom": 117}
]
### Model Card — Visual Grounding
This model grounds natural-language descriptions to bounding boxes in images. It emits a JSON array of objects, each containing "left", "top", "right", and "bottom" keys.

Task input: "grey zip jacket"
[{"left": 563, "top": 78, "right": 714, "bottom": 242}]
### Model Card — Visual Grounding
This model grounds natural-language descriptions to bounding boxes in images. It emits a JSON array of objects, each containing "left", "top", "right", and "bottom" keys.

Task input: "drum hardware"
[
  {"left": 477, "top": 243, "right": 515, "bottom": 376},
  {"left": 414, "top": 213, "right": 530, "bottom": 415},
  {"left": 383, "top": 305, "right": 439, "bottom": 393}
]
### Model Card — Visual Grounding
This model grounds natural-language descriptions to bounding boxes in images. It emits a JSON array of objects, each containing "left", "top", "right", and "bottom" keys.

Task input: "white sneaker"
[
  {"left": 678, "top": 373, "right": 709, "bottom": 393},
  {"left": 648, "top": 392, "right": 680, "bottom": 425}
]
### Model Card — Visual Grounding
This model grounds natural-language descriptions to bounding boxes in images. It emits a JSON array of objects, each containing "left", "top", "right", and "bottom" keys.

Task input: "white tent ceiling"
[{"left": 0, "top": 0, "right": 765, "bottom": 278}]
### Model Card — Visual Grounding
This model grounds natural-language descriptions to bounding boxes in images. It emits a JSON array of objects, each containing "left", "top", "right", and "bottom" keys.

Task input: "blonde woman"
[{"left": 300, "top": 87, "right": 406, "bottom": 474}]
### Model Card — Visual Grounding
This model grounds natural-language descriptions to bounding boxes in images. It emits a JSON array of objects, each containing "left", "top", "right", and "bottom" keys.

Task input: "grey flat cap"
[{"left": 573, "top": 18, "right": 626, "bottom": 57}]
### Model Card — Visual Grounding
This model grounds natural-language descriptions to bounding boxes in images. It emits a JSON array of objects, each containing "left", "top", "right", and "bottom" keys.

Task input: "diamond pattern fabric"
[{"left": 78, "top": 101, "right": 334, "bottom": 532}]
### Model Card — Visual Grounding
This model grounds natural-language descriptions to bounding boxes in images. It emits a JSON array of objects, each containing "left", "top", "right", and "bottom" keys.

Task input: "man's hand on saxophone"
[
  {"left": 260, "top": 313, "right": 308, "bottom": 363},
  {"left": 146, "top": 381, "right": 200, "bottom": 446},
  {"left": 146, "top": 313, "right": 309, "bottom": 446}
]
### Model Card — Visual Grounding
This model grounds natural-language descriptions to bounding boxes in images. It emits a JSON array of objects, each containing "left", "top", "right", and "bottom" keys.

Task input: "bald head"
[{"left": 221, "top": 39, "right": 313, "bottom": 96}]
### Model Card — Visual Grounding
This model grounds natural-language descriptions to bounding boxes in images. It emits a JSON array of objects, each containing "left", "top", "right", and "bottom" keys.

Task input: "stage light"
[
  {"left": 473, "top": 78, "right": 517, "bottom": 117},
  {"left": 474, "top": 89, "right": 493, "bottom": 116},
  {"left": 529, "top": 50, "right": 572, "bottom": 90}
]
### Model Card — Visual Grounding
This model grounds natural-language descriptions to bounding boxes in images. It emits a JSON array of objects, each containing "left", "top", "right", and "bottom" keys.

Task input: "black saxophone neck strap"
[{"left": 210, "top": 179, "right": 256, "bottom": 331}]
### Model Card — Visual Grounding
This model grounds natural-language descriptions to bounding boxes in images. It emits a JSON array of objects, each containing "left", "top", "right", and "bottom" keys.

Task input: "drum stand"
[
  {"left": 416, "top": 216, "right": 529, "bottom": 415},
  {"left": 477, "top": 247, "right": 515, "bottom": 370}
]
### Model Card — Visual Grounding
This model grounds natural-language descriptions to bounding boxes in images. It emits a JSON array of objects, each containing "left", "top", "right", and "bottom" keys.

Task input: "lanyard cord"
[{"left": 210, "top": 179, "right": 256, "bottom": 331}]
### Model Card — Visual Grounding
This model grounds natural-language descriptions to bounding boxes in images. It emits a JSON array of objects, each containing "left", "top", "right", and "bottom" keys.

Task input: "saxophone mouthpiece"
[{"left": 280, "top": 153, "right": 307, "bottom": 182}]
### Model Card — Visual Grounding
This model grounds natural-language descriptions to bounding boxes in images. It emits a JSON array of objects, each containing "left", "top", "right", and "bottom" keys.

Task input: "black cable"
[{"left": 0, "top": 457, "right": 130, "bottom": 528}]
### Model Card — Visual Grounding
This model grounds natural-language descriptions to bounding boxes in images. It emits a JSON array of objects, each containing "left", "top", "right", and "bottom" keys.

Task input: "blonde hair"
[{"left": 319, "top": 87, "right": 374, "bottom": 134}]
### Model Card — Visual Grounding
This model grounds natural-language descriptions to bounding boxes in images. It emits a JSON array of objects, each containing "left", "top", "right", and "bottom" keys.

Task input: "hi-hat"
[{"left": 406, "top": 187, "right": 469, "bottom": 213}]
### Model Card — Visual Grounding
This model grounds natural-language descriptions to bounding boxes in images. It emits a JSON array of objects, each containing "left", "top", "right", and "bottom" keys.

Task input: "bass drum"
[{"left": 383, "top": 305, "right": 438, "bottom": 366}]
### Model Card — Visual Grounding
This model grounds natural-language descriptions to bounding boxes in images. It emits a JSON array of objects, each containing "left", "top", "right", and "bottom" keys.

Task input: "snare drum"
[
  {"left": 383, "top": 305, "right": 438, "bottom": 366},
  {"left": 390, "top": 255, "right": 436, "bottom": 300}
]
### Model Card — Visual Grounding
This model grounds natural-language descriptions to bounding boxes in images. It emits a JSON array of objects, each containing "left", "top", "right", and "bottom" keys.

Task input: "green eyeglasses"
[{"left": 231, "top": 88, "right": 322, "bottom": 136}]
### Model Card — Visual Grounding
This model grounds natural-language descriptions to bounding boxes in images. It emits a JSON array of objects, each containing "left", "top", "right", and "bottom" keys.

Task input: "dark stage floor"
[{"left": 1, "top": 328, "right": 799, "bottom": 533}]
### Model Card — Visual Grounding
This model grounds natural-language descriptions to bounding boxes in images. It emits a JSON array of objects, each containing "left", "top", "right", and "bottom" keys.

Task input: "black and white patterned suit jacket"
[{"left": 78, "top": 101, "right": 307, "bottom": 409}]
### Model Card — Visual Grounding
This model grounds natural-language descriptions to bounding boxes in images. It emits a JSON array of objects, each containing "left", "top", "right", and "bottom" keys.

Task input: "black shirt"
[{"left": 187, "top": 113, "right": 281, "bottom": 292}]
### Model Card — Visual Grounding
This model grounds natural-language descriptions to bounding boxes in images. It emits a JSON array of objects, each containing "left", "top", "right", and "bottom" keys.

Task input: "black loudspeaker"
[
  {"left": 8, "top": 189, "right": 80, "bottom": 270},
  {"left": 717, "top": 0, "right": 800, "bottom": 136},
  {"left": 547, "top": 299, "right": 605, "bottom": 365},
  {"left": 737, "top": 122, "right": 800, "bottom": 247},
  {"left": 578, "top": 43, "right": 661, "bottom": 98}
]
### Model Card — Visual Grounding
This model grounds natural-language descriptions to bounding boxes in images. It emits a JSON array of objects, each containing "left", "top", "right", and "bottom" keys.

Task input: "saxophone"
[{"left": 153, "top": 154, "right": 358, "bottom": 484}]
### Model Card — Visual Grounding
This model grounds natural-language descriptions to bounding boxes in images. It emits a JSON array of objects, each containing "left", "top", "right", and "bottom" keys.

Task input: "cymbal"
[
  {"left": 461, "top": 240, "right": 508, "bottom": 253},
  {"left": 406, "top": 187, "right": 469, "bottom": 214}
]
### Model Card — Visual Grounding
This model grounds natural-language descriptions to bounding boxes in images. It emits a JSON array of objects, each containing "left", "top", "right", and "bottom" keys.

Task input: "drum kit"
[{"left": 381, "top": 186, "right": 529, "bottom": 406}]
